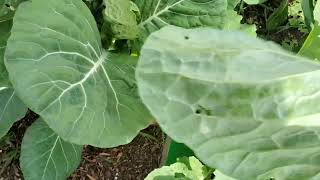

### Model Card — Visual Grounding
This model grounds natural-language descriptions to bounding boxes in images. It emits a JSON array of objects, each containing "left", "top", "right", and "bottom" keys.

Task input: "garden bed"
[{"left": 0, "top": 111, "right": 165, "bottom": 180}]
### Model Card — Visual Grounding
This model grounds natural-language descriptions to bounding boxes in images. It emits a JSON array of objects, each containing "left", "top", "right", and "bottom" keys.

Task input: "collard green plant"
[
  {"left": 0, "top": 0, "right": 25, "bottom": 22},
  {"left": 136, "top": 26, "right": 320, "bottom": 180},
  {"left": 301, "top": 0, "right": 316, "bottom": 29},
  {"left": 21, "top": 119, "right": 82, "bottom": 180},
  {"left": 5, "top": 0, "right": 152, "bottom": 147},
  {"left": 131, "top": 0, "right": 256, "bottom": 49},
  {"left": 3, "top": 0, "right": 319, "bottom": 179}
]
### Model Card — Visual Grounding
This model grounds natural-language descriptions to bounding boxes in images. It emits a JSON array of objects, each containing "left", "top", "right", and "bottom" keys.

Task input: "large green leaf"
[
  {"left": 20, "top": 119, "right": 82, "bottom": 180},
  {"left": 136, "top": 26, "right": 320, "bottom": 180},
  {"left": 5, "top": 0, "right": 152, "bottom": 147},
  {"left": 134, "top": 0, "right": 227, "bottom": 28},
  {"left": 103, "top": 0, "right": 139, "bottom": 39},
  {"left": 132, "top": 0, "right": 255, "bottom": 48},
  {"left": 133, "top": 0, "right": 226, "bottom": 44},
  {"left": 298, "top": 24, "right": 320, "bottom": 60},
  {"left": 0, "top": 20, "right": 27, "bottom": 139}
]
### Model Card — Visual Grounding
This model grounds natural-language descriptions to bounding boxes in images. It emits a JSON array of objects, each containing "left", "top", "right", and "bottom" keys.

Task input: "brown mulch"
[
  {"left": 0, "top": 111, "right": 165, "bottom": 180},
  {"left": 69, "top": 125, "right": 164, "bottom": 180}
]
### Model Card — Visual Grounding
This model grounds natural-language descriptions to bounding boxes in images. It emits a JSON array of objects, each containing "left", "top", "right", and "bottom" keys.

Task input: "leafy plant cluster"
[{"left": 0, "top": 0, "right": 319, "bottom": 179}]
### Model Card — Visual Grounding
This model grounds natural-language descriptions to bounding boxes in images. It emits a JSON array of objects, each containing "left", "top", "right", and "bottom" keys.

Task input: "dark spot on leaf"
[
  {"left": 184, "top": 36, "right": 189, "bottom": 40},
  {"left": 174, "top": 173, "right": 186, "bottom": 178}
]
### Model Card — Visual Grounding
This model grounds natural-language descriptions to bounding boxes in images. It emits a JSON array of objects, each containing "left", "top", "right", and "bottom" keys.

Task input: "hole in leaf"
[
  {"left": 195, "top": 109, "right": 201, "bottom": 114},
  {"left": 5, "top": 3, "right": 10, "bottom": 8},
  {"left": 184, "top": 36, "right": 189, "bottom": 40},
  {"left": 195, "top": 105, "right": 212, "bottom": 116}
]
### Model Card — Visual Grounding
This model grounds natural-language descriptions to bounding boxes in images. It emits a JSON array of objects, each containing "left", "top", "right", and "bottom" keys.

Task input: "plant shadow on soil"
[{"left": 0, "top": 111, "right": 165, "bottom": 180}]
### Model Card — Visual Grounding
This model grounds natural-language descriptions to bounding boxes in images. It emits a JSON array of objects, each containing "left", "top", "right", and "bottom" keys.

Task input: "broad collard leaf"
[
  {"left": 5, "top": 0, "right": 152, "bottom": 147},
  {"left": 103, "top": 0, "right": 139, "bottom": 39},
  {"left": 133, "top": 0, "right": 226, "bottom": 45},
  {"left": 299, "top": 23, "right": 320, "bottom": 60},
  {"left": 136, "top": 26, "right": 320, "bottom": 180},
  {"left": 20, "top": 119, "right": 82, "bottom": 180},
  {"left": 0, "top": 20, "right": 27, "bottom": 139},
  {"left": 132, "top": 0, "right": 255, "bottom": 49}
]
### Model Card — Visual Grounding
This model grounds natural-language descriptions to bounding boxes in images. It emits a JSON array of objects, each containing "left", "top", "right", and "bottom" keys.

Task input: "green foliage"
[
  {"left": 301, "top": 0, "right": 315, "bottom": 29},
  {"left": 136, "top": 26, "right": 320, "bottom": 180},
  {"left": 299, "top": 2, "right": 320, "bottom": 60},
  {"left": 0, "top": 19, "right": 27, "bottom": 139},
  {"left": 20, "top": 119, "right": 82, "bottom": 180},
  {"left": 131, "top": 0, "right": 256, "bottom": 49},
  {"left": 146, "top": 156, "right": 214, "bottom": 180},
  {"left": 103, "top": 0, "right": 140, "bottom": 39},
  {"left": 299, "top": 24, "right": 320, "bottom": 60},
  {"left": 266, "top": 0, "right": 288, "bottom": 31},
  {"left": 5, "top": 0, "right": 152, "bottom": 148},
  {"left": 2, "top": 0, "right": 319, "bottom": 179},
  {"left": 0, "top": 20, "right": 11, "bottom": 86},
  {"left": 0, "top": 0, "right": 25, "bottom": 22}
]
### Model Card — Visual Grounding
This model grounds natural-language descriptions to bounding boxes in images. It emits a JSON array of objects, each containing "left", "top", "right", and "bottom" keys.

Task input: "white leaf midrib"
[
  {"left": 0, "top": 87, "right": 8, "bottom": 91},
  {"left": 39, "top": 51, "right": 122, "bottom": 131},
  {"left": 0, "top": 90, "right": 15, "bottom": 121},
  {"left": 41, "top": 136, "right": 59, "bottom": 180}
]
